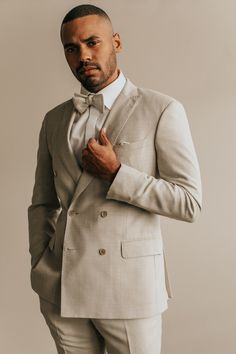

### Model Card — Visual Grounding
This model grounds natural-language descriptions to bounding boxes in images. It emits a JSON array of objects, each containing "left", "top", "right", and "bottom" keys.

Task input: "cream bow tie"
[{"left": 72, "top": 93, "right": 104, "bottom": 114}]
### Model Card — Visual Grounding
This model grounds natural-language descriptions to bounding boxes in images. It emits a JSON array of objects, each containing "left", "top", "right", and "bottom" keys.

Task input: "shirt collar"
[{"left": 80, "top": 71, "right": 126, "bottom": 110}]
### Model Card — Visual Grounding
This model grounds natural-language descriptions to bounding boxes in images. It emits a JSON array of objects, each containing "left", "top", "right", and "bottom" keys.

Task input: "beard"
[{"left": 75, "top": 49, "right": 118, "bottom": 92}]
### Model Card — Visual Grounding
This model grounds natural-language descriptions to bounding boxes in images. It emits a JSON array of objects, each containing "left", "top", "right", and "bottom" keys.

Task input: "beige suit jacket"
[{"left": 28, "top": 79, "right": 202, "bottom": 318}]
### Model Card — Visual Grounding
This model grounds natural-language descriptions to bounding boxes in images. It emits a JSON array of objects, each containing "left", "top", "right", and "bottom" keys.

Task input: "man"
[{"left": 28, "top": 4, "right": 202, "bottom": 354}]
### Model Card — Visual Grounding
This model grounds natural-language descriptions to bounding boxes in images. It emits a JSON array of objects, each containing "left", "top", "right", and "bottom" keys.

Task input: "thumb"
[{"left": 99, "top": 128, "right": 110, "bottom": 146}]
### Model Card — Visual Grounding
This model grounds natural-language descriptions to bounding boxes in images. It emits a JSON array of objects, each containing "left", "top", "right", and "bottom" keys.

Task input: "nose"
[{"left": 79, "top": 45, "right": 92, "bottom": 62}]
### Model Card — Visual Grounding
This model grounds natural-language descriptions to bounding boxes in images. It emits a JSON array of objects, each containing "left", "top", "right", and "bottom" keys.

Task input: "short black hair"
[{"left": 61, "top": 4, "right": 111, "bottom": 25}]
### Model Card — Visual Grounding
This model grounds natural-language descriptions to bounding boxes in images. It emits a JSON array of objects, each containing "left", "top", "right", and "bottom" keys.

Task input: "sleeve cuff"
[{"left": 106, "top": 163, "right": 148, "bottom": 203}]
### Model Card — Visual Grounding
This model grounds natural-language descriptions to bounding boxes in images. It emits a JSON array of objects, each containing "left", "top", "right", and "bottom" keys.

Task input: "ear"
[{"left": 113, "top": 33, "right": 122, "bottom": 53}]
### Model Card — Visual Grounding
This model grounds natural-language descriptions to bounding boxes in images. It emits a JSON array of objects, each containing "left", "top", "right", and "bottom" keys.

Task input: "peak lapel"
[{"left": 103, "top": 79, "right": 140, "bottom": 145}]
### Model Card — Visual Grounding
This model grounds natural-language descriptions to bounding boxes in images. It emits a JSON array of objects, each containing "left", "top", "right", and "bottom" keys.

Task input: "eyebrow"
[{"left": 63, "top": 35, "right": 100, "bottom": 49}]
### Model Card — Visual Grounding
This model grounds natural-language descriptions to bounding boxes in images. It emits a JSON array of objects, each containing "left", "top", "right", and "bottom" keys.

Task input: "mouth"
[
  {"left": 82, "top": 68, "right": 97, "bottom": 75},
  {"left": 78, "top": 66, "right": 99, "bottom": 76}
]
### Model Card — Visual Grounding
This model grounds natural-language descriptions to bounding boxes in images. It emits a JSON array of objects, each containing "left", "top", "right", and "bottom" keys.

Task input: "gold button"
[
  {"left": 100, "top": 211, "right": 107, "bottom": 218},
  {"left": 99, "top": 248, "right": 106, "bottom": 255}
]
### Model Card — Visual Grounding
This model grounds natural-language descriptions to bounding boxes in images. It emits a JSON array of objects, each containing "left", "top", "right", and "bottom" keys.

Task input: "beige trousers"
[{"left": 39, "top": 297, "right": 162, "bottom": 354}]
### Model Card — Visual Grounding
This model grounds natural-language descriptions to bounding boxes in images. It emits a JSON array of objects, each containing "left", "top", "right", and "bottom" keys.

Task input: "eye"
[
  {"left": 87, "top": 40, "right": 99, "bottom": 47},
  {"left": 65, "top": 46, "right": 78, "bottom": 54}
]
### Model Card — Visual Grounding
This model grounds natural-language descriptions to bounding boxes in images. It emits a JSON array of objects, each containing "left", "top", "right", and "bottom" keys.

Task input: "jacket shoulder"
[
  {"left": 39, "top": 99, "right": 73, "bottom": 146},
  {"left": 44, "top": 99, "right": 73, "bottom": 121},
  {"left": 135, "top": 86, "right": 184, "bottom": 118},
  {"left": 138, "top": 87, "right": 180, "bottom": 107}
]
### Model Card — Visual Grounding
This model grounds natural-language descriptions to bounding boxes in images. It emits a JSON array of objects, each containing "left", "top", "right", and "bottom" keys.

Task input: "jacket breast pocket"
[
  {"left": 114, "top": 137, "right": 153, "bottom": 152},
  {"left": 114, "top": 138, "right": 154, "bottom": 171}
]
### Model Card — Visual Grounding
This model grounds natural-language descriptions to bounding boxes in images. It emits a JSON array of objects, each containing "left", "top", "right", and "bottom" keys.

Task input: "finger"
[
  {"left": 86, "top": 139, "right": 98, "bottom": 153},
  {"left": 82, "top": 152, "right": 95, "bottom": 165},
  {"left": 82, "top": 148, "right": 89, "bottom": 156},
  {"left": 87, "top": 140, "right": 104, "bottom": 158},
  {"left": 82, "top": 148, "right": 96, "bottom": 162},
  {"left": 87, "top": 137, "right": 97, "bottom": 147},
  {"left": 99, "top": 128, "right": 110, "bottom": 146}
]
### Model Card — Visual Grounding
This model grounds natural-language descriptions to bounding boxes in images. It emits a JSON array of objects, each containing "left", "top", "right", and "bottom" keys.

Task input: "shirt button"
[
  {"left": 98, "top": 248, "right": 106, "bottom": 255},
  {"left": 100, "top": 211, "right": 108, "bottom": 218}
]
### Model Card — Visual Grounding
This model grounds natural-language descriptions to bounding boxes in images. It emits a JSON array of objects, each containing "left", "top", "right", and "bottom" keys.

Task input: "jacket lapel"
[
  {"left": 103, "top": 79, "right": 140, "bottom": 144},
  {"left": 71, "top": 79, "right": 140, "bottom": 204},
  {"left": 55, "top": 101, "right": 82, "bottom": 184}
]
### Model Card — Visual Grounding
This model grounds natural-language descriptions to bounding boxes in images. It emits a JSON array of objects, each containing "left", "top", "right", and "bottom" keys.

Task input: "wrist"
[{"left": 110, "top": 162, "right": 121, "bottom": 182}]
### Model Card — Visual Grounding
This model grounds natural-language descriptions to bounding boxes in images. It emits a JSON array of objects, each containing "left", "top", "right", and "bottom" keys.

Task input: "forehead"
[{"left": 61, "top": 15, "right": 112, "bottom": 43}]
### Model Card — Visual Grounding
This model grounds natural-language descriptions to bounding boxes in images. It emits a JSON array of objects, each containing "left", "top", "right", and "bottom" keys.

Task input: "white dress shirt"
[{"left": 70, "top": 71, "right": 126, "bottom": 167}]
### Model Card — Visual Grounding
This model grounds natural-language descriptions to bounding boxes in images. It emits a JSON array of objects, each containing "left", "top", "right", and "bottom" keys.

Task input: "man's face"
[{"left": 61, "top": 15, "right": 122, "bottom": 92}]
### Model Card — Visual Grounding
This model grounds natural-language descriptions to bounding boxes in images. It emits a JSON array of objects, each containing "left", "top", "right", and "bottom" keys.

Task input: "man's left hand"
[{"left": 82, "top": 128, "right": 121, "bottom": 181}]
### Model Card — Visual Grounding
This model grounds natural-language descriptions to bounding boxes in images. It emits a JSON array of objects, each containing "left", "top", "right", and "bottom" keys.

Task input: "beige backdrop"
[{"left": 1, "top": 1, "right": 235, "bottom": 353}]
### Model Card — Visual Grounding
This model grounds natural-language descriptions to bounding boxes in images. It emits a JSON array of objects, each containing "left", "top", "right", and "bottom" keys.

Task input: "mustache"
[{"left": 77, "top": 62, "right": 101, "bottom": 74}]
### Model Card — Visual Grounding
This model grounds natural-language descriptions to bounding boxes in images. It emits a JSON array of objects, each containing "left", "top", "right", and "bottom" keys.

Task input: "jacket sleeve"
[
  {"left": 106, "top": 100, "right": 202, "bottom": 222},
  {"left": 28, "top": 116, "right": 61, "bottom": 267}
]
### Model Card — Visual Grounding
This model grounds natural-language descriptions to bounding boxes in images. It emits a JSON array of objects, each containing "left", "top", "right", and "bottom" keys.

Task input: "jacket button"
[
  {"left": 53, "top": 170, "right": 57, "bottom": 177},
  {"left": 100, "top": 210, "right": 107, "bottom": 218},
  {"left": 98, "top": 248, "right": 106, "bottom": 255}
]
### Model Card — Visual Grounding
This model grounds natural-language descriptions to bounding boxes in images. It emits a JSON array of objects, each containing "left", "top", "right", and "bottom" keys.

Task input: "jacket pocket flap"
[{"left": 121, "top": 238, "right": 163, "bottom": 259}]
